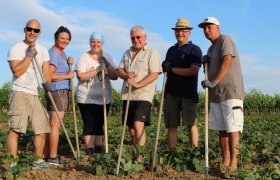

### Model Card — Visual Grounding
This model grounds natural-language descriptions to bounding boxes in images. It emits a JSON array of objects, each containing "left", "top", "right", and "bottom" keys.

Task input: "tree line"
[{"left": 0, "top": 82, "right": 279, "bottom": 114}]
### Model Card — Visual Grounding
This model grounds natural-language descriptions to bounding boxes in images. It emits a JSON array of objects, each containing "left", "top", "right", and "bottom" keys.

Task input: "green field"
[{"left": 0, "top": 112, "right": 279, "bottom": 179}]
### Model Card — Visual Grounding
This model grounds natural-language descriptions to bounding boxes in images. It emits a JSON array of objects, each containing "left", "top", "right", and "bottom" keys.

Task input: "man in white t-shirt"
[{"left": 7, "top": 19, "right": 51, "bottom": 169}]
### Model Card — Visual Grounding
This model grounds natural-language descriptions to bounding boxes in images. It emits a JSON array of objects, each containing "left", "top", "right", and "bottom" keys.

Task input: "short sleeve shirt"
[
  {"left": 118, "top": 45, "right": 162, "bottom": 103},
  {"left": 165, "top": 41, "right": 202, "bottom": 103},
  {"left": 49, "top": 48, "right": 70, "bottom": 91},
  {"left": 207, "top": 35, "right": 244, "bottom": 102},
  {"left": 7, "top": 41, "right": 50, "bottom": 95},
  {"left": 75, "top": 52, "right": 117, "bottom": 104}
]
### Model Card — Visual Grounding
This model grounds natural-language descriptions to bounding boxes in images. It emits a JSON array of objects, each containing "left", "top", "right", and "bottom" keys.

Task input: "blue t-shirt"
[
  {"left": 165, "top": 41, "right": 202, "bottom": 102},
  {"left": 49, "top": 48, "right": 70, "bottom": 90}
]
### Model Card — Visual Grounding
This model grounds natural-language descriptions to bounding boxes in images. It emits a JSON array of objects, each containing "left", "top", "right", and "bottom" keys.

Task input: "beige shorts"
[
  {"left": 209, "top": 99, "right": 244, "bottom": 133},
  {"left": 8, "top": 91, "right": 51, "bottom": 135}
]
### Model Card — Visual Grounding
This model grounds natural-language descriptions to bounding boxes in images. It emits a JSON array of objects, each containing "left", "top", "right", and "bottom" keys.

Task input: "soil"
[{"left": 15, "top": 158, "right": 224, "bottom": 180}]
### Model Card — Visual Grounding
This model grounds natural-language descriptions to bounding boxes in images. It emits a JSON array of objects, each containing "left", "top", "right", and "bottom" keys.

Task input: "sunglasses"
[
  {"left": 26, "top": 27, "right": 40, "bottom": 33},
  {"left": 130, "top": 35, "right": 142, "bottom": 40}
]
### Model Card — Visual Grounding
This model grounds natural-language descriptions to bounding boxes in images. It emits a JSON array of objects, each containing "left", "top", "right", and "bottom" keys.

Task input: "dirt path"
[{"left": 17, "top": 159, "right": 223, "bottom": 180}]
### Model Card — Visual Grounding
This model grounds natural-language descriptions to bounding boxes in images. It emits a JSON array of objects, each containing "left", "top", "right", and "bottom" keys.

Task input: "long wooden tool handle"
[
  {"left": 116, "top": 85, "right": 132, "bottom": 175},
  {"left": 151, "top": 72, "right": 167, "bottom": 169},
  {"left": 205, "top": 63, "right": 209, "bottom": 180},
  {"left": 69, "top": 63, "right": 80, "bottom": 158},
  {"left": 102, "top": 69, "right": 108, "bottom": 153}
]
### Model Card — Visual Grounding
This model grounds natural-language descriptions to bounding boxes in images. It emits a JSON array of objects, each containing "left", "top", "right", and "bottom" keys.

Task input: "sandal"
[
  {"left": 219, "top": 163, "right": 228, "bottom": 173},
  {"left": 223, "top": 166, "right": 236, "bottom": 179}
]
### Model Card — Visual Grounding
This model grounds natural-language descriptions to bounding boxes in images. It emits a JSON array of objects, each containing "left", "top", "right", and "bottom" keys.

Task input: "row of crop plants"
[{"left": 0, "top": 82, "right": 279, "bottom": 114}]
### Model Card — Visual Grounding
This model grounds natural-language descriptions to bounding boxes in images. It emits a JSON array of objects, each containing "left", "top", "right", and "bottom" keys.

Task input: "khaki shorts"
[
  {"left": 8, "top": 91, "right": 51, "bottom": 135},
  {"left": 209, "top": 99, "right": 244, "bottom": 133},
  {"left": 164, "top": 93, "right": 198, "bottom": 128},
  {"left": 46, "top": 89, "right": 69, "bottom": 112}
]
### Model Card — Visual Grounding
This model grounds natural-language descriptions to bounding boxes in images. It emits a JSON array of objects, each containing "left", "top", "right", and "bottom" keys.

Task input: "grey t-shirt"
[{"left": 207, "top": 35, "right": 244, "bottom": 102}]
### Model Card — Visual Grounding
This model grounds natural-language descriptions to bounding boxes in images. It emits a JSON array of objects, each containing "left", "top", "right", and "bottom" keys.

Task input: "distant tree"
[
  {"left": 152, "top": 90, "right": 161, "bottom": 114},
  {"left": 0, "top": 82, "right": 11, "bottom": 111},
  {"left": 111, "top": 88, "right": 122, "bottom": 115}
]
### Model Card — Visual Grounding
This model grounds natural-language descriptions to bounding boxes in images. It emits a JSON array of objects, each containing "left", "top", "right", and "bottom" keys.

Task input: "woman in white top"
[{"left": 75, "top": 32, "right": 118, "bottom": 154}]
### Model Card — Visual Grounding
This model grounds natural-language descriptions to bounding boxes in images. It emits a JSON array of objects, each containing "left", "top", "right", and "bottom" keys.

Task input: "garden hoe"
[
  {"left": 69, "top": 59, "right": 80, "bottom": 159},
  {"left": 204, "top": 56, "right": 209, "bottom": 180},
  {"left": 116, "top": 84, "right": 132, "bottom": 175},
  {"left": 33, "top": 56, "right": 80, "bottom": 165},
  {"left": 100, "top": 58, "right": 109, "bottom": 153},
  {"left": 151, "top": 72, "right": 167, "bottom": 170}
]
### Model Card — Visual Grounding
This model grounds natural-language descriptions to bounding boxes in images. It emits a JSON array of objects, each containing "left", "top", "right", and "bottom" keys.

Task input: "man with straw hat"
[{"left": 162, "top": 18, "right": 202, "bottom": 149}]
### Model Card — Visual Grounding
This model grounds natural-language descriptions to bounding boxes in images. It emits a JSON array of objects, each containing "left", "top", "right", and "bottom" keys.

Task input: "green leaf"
[
  {"left": 192, "top": 158, "right": 205, "bottom": 174},
  {"left": 123, "top": 161, "right": 132, "bottom": 171},
  {"left": 174, "top": 157, "right": 181, "bottom": 163},
  {"left": 180, "top": 164, "right": 187, "bottom": 172},
  {"left": 95, "top": 165, "right": 104, "bottom": 175},
  {"left": 133, "top": 163, "right": 144, "bottom": 171}
]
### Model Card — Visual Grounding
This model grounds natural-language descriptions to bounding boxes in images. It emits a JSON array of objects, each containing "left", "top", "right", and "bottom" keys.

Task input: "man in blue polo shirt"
[{"left": 162, "top": 18, "right": 202, "bottom": 149}]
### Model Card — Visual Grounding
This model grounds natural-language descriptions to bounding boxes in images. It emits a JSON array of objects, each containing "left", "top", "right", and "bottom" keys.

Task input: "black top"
[{"left": 165, "top": 41, "right": 202, "bottom": 103}]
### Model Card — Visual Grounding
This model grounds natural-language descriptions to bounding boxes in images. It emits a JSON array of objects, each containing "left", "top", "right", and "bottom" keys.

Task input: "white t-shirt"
[
  {"left": 7, "top": 41, "right": 50, "bottom": 95},
  {"left": 75, "top": 52, "right": 117, "bottom": 104}
]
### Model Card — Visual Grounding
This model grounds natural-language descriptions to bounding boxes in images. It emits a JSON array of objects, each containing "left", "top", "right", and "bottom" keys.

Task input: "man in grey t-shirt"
[{"left": 198, "top": 17, "right": 244, "bottom": 179}]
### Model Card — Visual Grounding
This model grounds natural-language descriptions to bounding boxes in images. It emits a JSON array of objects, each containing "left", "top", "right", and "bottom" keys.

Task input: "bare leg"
[
  {"left": 84, "top": 135, "right": 95, "bottom": 149},
  {"left": 130, "top": 121, "right": 146, "bottom": 162},
  {"left": 44, "top": 134, "right": 49, "bottom": 158},
  {"left": 219, "top": 131, "right": 230, "bottom": 166},
  {"left": 34, "top": 133, "right": 46, "bottom": 159},
  {"left": 133, "top": 121, "right": 146, "bottom": 146},
  {"left": 49, "top": 111, "right": 65, "bottom": 158},
  {"left": 129, "top": 125, "right": 136, "bottom": 144},
  {"left": 188, "top": 125, "right": 199, "bottom": 147},
  {"left": 7, "top": 130, "right": 20, "bottom": 158},
  {"left": 168, "top": 127, "right": 177, "bottom": 148},
  {"left": 94, "top": 136, "right": 103, "bottom": 146},
  {"left": 229, "top": 131, "right": 240, "bottom": 169},
  {"left": 128, "top": 126, "right": 138, "bottom": 157}
]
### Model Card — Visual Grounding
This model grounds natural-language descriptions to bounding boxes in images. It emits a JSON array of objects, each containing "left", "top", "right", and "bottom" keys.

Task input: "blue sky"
[{"left": 1, "top": 0, "right": 280, "bottom": 94}]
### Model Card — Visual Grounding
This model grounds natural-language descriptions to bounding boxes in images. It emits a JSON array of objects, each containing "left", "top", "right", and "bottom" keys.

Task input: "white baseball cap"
[{"left": 198, "top": 17, "right": 220, "bottom": 28}]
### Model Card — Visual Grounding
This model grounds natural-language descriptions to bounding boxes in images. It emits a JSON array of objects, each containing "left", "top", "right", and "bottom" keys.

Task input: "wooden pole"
[
  {"left": 69, "top": 60, "right": 80, "bottom": 158},
  {"left": 101, "top": 68, "right": 109, "bottom": 153},
  {"left": 205, "top": 62, "right": 209, "bottom": 179},
  {"left": 116, "top": 85, "right": 132, "bottom": 175},
  {"left": 151, "top": 72, "right": 167, "bottom": 169}
]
